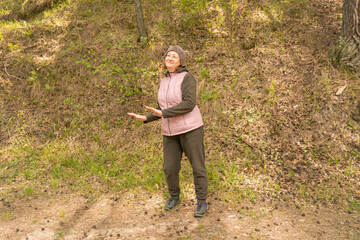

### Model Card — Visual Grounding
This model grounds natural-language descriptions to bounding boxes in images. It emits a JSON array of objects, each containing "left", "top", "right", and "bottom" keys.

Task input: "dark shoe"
[
  {"left": 165, "top": 197, "right": 180, "bottom": 210},
  {"left": 194, "top": 202, "right": 207, "bottom": 217}
]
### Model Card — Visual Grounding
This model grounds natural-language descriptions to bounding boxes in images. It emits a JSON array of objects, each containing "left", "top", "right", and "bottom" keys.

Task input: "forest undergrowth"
[{"left": 0, "top": 0, "right": 359, "bottom": 214}]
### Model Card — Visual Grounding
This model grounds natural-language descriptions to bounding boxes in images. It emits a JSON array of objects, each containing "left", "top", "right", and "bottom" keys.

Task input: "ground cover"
[{"left": 0, "top": 0, "right": 359, "bottom": 239}]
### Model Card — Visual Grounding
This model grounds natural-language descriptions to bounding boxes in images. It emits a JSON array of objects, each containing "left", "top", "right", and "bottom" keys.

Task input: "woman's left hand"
[{"left": 146, "top": 106, "right": 163, "bottom": 117}]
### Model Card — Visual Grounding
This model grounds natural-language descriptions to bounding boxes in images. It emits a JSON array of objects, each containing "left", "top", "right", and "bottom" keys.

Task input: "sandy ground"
[{"left": 0, "top": 191, "right": 359, "bottom": 240}]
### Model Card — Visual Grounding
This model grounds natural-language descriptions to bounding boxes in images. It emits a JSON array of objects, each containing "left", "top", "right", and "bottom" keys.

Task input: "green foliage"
[
  {"left": 63, "top": 97, "right": 74, "bottom": 105},
  {"left": 175, "top": 0, "right": 207, "bottom": 14},
  {"left": 1, "top": 139, "right": 166, "bottom": 194},
  {"left": 0, "top": 211, "right": 13, "bottom": 220},
  {"left": 349, "top": 121, "right": 359, "bottom": 130},
  {"left": 195, "top": 56, "right": 204, "bottom": 63},
  {"left": 70, "top": 36, "right": 145, "bottom": 101},
  {"left": 200, "top": 68, "right": 210, "bottom": 80},
  {"left": 56, "top": 231, "right": 64, "bottom": 238},
  {"left": 24, "top": 185, "right": 34, "bottom": 196},
  {"left": 0, "top": 0, "right": 23, "bottom": 14},
  {"left": 200, "top": 88, "right": 220, "bottom": 102},
  {"left": 8, "top": 42, "right": 19, "bottom": 52}
]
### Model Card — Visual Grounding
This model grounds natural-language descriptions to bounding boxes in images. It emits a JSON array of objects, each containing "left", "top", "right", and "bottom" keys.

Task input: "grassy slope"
[{"left": 0, "top": 0, "right": 359, "bottom": 211}]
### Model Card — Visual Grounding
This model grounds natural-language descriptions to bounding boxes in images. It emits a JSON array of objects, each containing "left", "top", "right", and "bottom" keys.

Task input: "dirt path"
[{"left": 1, "top": 192, "right": 359, "bottom": 240}]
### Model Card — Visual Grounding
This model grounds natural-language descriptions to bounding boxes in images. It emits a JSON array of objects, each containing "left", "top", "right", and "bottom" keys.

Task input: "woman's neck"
[{"left": 167, "top": 66, "right": 181, "bottom": 73}]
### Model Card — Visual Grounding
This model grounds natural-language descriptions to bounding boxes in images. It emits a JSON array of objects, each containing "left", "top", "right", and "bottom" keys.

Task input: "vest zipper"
[{"left": 166, "top": 74, "right": 172, "bottom": 136}]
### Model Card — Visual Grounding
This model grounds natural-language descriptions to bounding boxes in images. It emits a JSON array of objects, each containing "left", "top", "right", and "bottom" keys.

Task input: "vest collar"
[{"left": 165, "top": 66, "right": 188, "bottom": 77}]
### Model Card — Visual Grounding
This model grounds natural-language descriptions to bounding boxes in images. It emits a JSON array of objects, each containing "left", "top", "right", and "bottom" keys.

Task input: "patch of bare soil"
[{"left": 1, "top": 192, "right": 359, "bottom": 240}]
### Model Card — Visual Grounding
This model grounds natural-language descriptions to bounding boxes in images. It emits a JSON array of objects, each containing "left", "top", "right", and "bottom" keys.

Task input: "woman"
[{"left": 128, "top": 45, "right": 208, "bottom": 217}]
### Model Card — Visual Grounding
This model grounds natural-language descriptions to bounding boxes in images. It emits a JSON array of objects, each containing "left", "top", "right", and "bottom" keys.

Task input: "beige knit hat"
[{"left": 165, "top": 45, "right": 188, "bottom": 66}]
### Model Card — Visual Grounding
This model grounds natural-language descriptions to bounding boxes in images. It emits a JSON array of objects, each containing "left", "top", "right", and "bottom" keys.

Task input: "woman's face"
[{"left": 165, "top": 51, "right": 181, "bottom": 72}]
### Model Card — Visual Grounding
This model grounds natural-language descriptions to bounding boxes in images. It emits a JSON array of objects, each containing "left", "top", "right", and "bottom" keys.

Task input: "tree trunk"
[
  {"left": 134, "top": 0, "right": 148, "bottom": 44},
  {"left": 330, "top": 0, "right": 360, "bottom": 73}
]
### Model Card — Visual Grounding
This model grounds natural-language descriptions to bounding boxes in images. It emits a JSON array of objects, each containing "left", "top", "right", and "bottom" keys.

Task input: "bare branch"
[{"left": 3, "top": 65, "right": 22, "bottom": 82}]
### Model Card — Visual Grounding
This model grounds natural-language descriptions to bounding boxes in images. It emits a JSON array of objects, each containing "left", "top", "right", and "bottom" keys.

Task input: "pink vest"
[{"left": 158, "top": 72, "right": 204, "bottom": 136}]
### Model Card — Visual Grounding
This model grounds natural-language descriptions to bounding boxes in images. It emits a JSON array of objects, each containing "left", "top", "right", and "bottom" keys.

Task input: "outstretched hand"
[
  {"left": 127, "top": 106, "right": 162, "bottom": 122},
  {"left": 127, "top": 113, "right": 147, "bottom": 122},
  {"left": 145, "top": 106, "right": 163, "bottom": 117}
]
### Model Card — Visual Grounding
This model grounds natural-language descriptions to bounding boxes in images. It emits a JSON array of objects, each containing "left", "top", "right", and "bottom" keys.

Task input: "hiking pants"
[{"left": 162, "top": 126, "right": 208, "bottom": 202}]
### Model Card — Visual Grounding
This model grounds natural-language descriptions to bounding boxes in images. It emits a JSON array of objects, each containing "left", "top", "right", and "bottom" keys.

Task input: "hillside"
[{"left": 0, "top": 0, "right": 359, "bottom": 230}]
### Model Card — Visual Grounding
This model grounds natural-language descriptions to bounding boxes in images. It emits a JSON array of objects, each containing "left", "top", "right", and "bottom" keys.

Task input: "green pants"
[{"left": 163, "top": 126, "right": 208, "bottom": 202}]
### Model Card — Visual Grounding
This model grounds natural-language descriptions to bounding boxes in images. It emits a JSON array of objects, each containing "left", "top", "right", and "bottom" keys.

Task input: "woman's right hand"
[{"left": 127, "top": 113, "right": 147, "bottom": 122}]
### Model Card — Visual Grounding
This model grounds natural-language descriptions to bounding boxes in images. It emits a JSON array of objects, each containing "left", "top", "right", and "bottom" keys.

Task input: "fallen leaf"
[{"left": 336, "top": 85, "right": 347, "bottom": 95}]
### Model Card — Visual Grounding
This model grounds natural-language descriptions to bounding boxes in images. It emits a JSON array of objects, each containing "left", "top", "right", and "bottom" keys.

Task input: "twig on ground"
[{"left": 3, "top": 65, "right": 22, "bottom": 82}]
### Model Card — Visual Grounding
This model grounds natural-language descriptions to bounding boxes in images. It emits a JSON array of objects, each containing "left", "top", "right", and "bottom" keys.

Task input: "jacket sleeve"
[
  {"left": 144, "top": 105, "right": 161, "bottom": 123},
  {"left": 162, "top": 73, "right": 197, "bottom": 118}
]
